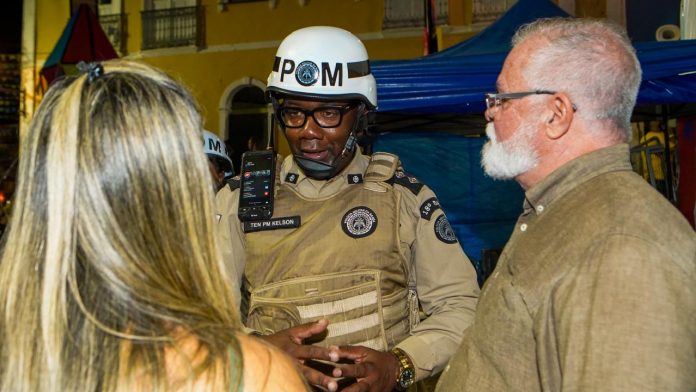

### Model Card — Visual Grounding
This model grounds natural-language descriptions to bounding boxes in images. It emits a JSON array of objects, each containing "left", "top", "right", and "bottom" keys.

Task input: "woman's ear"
[{"left": 544, "top": 93, "right": 574, "bottom": 140}]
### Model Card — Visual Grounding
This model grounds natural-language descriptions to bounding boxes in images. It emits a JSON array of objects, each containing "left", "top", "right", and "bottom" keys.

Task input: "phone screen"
[{"left": 239, "top": 151, "right": 275, "bottom": 221}]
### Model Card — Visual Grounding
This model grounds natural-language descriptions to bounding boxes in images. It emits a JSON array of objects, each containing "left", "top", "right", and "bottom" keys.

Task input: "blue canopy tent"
[
  {"left": 372, "top": 0, "right": 696, "bottom": 113},
  {"left": 368, "top": 0, "right": 696, "bottom": 282}
]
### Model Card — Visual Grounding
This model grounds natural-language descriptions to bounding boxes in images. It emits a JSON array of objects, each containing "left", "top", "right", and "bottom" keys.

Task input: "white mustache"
[
  {"left": 485, "top": 122, "right": 497, "bottom": 143},
  {"left": 480, "top": 121, "right": 538, "bottom": 179}
]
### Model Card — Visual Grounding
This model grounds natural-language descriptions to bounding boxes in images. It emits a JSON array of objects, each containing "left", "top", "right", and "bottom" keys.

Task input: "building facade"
[
  {"left": 21, "top": 0, "right": 522, "bottom": 159},
  {"left": 21, "top": 0, "right": 624, "bottom": 160}
]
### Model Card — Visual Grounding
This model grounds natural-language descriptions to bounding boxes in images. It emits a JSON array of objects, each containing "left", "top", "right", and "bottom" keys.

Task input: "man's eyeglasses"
[
  {"left": 484, "top": 90, "right": 556, "bottom": 110},
  {"left": 277, "top": 104, "right": 357, "bottom": 128}
]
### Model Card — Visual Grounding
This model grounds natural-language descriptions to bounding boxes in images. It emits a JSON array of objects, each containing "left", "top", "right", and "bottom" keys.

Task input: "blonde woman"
[{"left": 0, "top": 60, "right": 307, "bottom": 392}]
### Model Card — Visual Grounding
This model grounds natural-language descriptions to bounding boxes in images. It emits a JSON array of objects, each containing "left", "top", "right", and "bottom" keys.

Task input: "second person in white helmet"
[
  {"left": 215, "top": 26, "right": 480, "bottom": 392},
  {"left": 203, "top": 130, "right": 235, "bottom": 191}
]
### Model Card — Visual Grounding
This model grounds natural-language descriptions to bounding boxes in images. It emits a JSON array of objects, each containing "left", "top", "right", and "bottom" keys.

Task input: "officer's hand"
[
  {"left": 258, "top": 319, "right": 340, "bottom": 391},
  {"left": 331, "top": 345, "right": 400, "bottom": 392}
]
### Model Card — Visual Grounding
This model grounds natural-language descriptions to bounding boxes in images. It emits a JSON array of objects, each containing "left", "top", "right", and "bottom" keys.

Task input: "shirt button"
[
  {"left": 520, "top": 223, "right": 528, "bottom": 232},
  {"left": 536, "top": 205, "right": 544, "bottom": 213}
]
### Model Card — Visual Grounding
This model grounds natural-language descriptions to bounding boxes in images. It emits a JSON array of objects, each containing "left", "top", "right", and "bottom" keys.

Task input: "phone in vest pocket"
[{"left": 238, "top": 150, "right": 276, "bottom": 221}]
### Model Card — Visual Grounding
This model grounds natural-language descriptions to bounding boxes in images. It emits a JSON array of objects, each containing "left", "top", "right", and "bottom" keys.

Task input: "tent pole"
[{"left": 661, "top": 104, "right": 675, "bottom": 203}]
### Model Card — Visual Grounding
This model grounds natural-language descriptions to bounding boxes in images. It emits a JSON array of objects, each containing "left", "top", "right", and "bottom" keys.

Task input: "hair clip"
[{"left": 76, "top": 61, "right": 104, "bottom": 83}]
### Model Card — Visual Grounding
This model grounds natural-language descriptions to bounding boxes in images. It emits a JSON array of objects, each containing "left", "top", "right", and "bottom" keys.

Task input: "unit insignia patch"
[
  {"left": 434, "top": 215, "right": 457, "bottom": 244},
  {"left": 341, "top": 206, "right": 378, "bottom": 238},
  {"left": 295, "top": 61, "right": 319, "bottom": 86}
]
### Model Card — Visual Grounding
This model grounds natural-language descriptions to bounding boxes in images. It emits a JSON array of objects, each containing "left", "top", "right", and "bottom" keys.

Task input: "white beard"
[{"left": 481, "top": 121, "right": 539, "bottom": 180}]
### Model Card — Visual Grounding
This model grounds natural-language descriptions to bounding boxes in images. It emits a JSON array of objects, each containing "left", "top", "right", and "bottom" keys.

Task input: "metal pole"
[{"left": 661, "top": 104, "right": 675, "bottom": 202}]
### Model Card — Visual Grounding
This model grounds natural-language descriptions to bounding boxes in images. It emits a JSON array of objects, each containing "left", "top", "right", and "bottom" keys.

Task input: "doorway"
[{"left": 221, "top": 79, "right": 271, "bottom": 175}]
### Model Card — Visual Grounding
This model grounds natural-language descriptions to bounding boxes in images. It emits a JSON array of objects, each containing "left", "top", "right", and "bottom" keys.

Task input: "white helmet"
[
  {"left": 203, "top": 130, "right": 234, "bottom": 178},
  {"left": 267, "top": 26, "right": 377, "bottom": 109}
]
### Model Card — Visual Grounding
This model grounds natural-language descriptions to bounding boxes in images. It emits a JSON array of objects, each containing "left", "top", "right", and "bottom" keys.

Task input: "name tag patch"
[{"left": 243, "top": 216, "right": 301, "bottom": 233}]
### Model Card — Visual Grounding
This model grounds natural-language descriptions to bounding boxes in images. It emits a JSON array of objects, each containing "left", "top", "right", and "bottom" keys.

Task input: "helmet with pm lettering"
[{"left": 266, "top": 26, "right": 377, "bottom": 109}]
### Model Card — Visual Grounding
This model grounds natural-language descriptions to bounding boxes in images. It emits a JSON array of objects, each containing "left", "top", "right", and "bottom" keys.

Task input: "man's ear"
[{"left": 543, "top": 93, "right": 574, "bottom": 140}]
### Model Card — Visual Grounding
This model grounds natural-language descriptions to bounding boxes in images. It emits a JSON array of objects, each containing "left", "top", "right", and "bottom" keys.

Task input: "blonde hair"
[{"left": 0, "top": 60, "right": 242, "bottom": 391}]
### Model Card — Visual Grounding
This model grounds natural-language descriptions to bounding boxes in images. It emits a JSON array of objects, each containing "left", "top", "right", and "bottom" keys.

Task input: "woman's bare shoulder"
[{"left": 237, "top": 333, "right": 308, "bottom": 392}]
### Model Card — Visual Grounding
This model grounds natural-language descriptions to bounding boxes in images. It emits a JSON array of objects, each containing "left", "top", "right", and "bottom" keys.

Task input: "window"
[
  {"left": 98, "top": 0, "right": 125, "bottom": 54},
  {"left": 472, "top": 0, "right": 516, "bottom": 23},
  {"left": 0, "top": 54, "right": 20, "bottom": 126},
  {"left": 383, "top": 0, "right": 448, "bottom": 29},
  {"left": 71, "top": 0, "right": 97, "bottom": 15},
  {"left": 141, "top": 0, "right": 203, "bottom": 49},
  {"left": 99, "top": 12, "right": 127, "bottom": 54},
  {"left": 227, "top": 85, "right": 270, "bottom": 175}
]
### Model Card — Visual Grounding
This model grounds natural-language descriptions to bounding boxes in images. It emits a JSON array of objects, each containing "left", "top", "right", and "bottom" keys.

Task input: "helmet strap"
[
  {"left": 341, "top": 132, "right": 357, "bottom": 158},
  {"left": 338, "top": 102, "right": 365, "bottom": 159}
]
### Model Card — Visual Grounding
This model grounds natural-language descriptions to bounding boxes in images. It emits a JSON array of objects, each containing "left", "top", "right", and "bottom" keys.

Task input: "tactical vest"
[{"left": 242, "top": 153, "right": 415, "bottom": 351}]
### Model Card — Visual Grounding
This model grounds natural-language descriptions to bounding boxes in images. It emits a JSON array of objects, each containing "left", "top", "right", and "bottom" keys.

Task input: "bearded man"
[{"left": 437, "top": 17, "right": 696, "bottom": 392}]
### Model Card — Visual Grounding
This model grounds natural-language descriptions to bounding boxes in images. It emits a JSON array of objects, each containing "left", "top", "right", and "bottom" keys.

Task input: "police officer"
[
  {"left": 203, "top": 130, "right": 234, "bottom": 191},
  {"left": 215, "top": 26, "right": 479, "bottom": 392}
]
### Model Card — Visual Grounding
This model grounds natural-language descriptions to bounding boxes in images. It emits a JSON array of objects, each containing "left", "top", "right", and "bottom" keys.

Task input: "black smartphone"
[{"left": 238, "top": 150, "right": 275, "bottom": 221}]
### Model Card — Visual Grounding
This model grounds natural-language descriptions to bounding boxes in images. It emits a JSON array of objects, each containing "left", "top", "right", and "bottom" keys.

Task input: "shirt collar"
[
  {"left": 523, "top": 143, "right": 633, "bottom": 215},
  {"left": 280, "top": 149, "right": 369, "bottom": 198}
]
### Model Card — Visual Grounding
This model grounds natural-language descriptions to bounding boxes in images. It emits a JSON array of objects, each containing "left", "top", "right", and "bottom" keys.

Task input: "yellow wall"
[
  {"left": 27, "top": 0, "right": 482, "bottom": 157},
  {"left": 133, "top": 0, "right": 478, "bottom": 133},
  {"left": 575, "top": 0, "right": 608, "bottom": 18},
  {"left": 35, "top": 2, "right": 72, "bottom": 63},
  {"left": 205, "top": 1, "right": 382, "bottom": 45},
  {"left": 124, "top": 0, "right": 143, "bottom": 55}
]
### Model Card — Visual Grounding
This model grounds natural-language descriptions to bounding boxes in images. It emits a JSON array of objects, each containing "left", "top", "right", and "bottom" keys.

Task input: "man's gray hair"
[{"left": 512, "top": 18, "right": 642, "bottom": 141}]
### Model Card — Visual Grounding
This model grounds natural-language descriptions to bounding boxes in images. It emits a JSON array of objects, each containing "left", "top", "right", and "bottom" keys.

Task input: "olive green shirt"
[{"left": 437, "top": 143, "right": 696, "bottom": 391}]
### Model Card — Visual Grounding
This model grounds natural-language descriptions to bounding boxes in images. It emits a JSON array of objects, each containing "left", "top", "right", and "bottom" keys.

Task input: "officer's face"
[{"left": 281, "top": 98, "right": 360, "bottom": 170}]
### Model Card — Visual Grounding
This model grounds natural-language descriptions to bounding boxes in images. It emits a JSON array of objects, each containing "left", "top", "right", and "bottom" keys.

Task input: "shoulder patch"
[
  {"left": 420, "top": 197, "right": 441, "bottom": 220},
  {"left": 390, "top": 170, "right": 424, "bottom": 195},
  {"left": 434, "top": 215, "right": 458, "bottom": 244},
  {"left": 226, "top": 176, "right": 240, "bottom": 191}
]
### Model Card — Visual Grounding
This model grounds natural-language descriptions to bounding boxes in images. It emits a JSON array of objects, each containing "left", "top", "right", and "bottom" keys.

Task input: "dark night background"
[{"left": 0, "top": 1, "right": 22, "bottom": 53}]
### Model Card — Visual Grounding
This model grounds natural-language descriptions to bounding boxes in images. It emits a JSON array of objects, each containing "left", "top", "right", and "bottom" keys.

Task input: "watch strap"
[{"left": 391, "top": 347, "right": 415, "bottom": 391}]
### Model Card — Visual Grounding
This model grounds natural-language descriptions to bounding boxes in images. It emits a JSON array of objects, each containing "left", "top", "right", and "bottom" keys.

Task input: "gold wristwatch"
[{"left": 391, "top": 347, "right": 415, "bottom": 391}]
